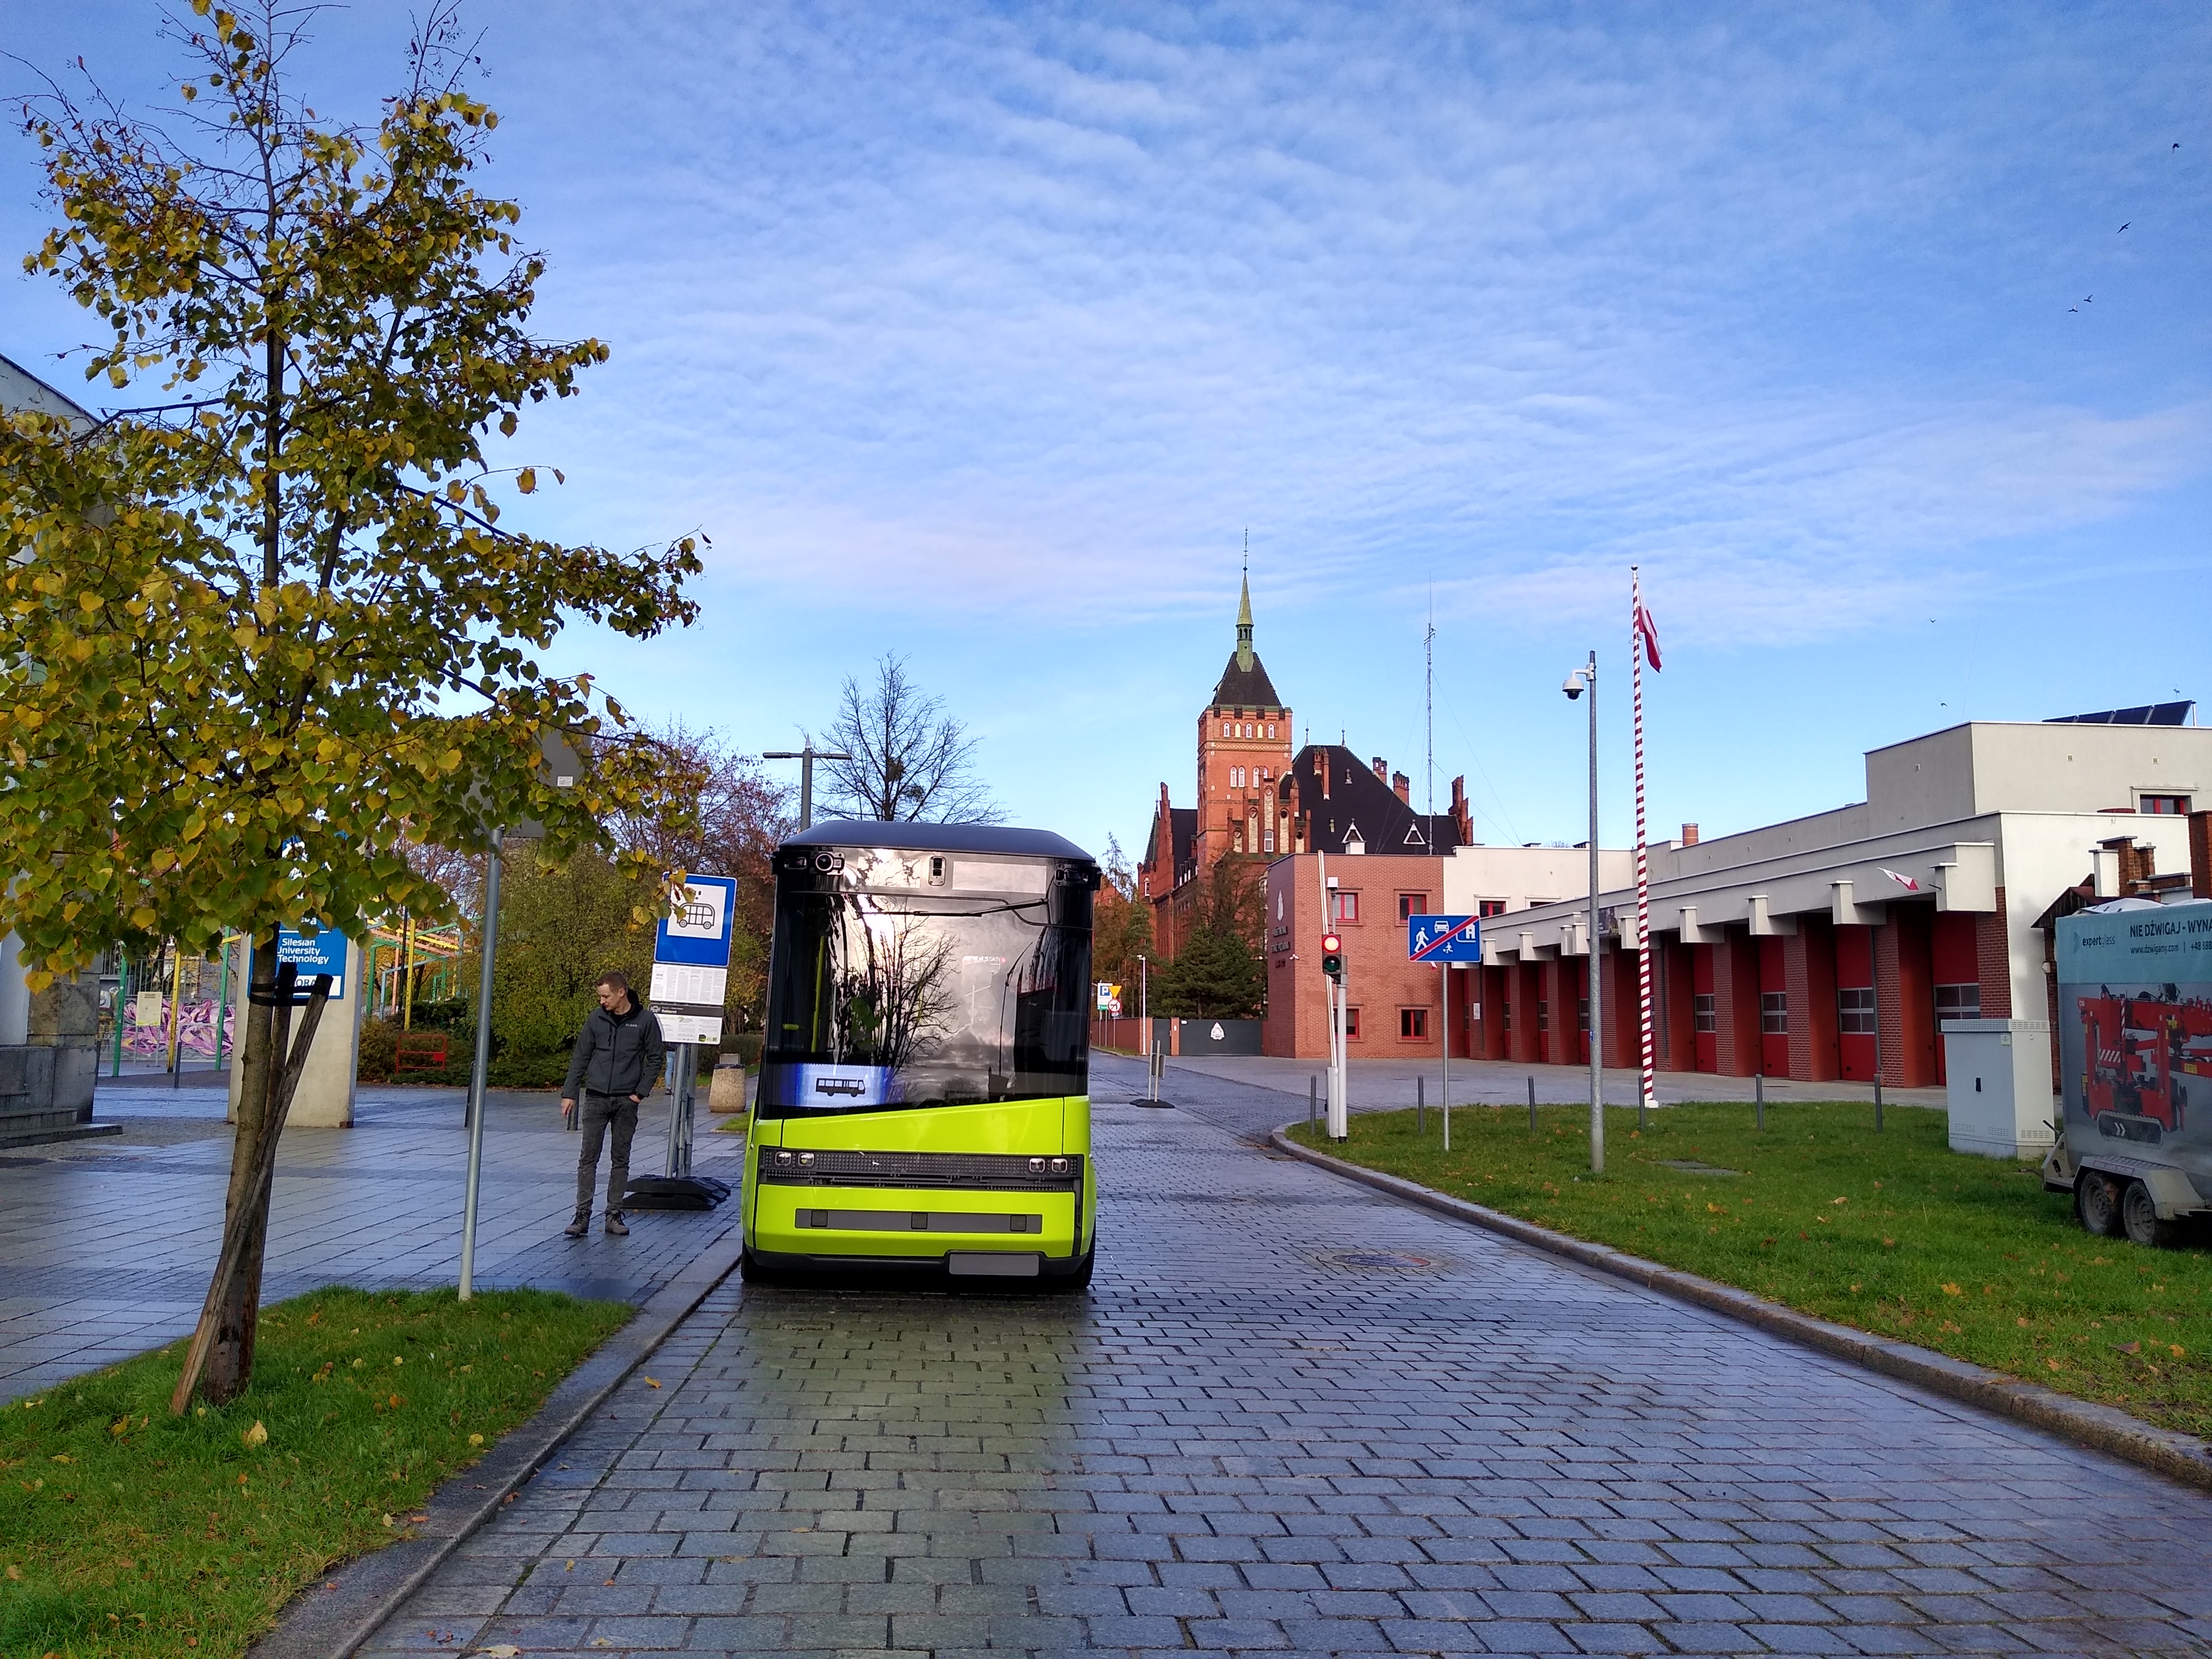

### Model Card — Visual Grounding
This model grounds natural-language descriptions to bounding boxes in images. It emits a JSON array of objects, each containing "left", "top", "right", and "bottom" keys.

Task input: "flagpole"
[{"left": 1633, "top": 567, "right": 1656, "bottom": 1128}]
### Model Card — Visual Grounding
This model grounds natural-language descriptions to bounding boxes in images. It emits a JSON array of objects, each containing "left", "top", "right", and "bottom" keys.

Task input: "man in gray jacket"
[{"left": 560, "top": 970, "right": 666, "bottom": 1236}]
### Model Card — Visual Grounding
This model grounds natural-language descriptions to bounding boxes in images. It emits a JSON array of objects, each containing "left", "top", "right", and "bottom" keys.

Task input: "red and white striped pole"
[{"left": 1633, "top": 567, "right": 1656, "bottom": 1122}]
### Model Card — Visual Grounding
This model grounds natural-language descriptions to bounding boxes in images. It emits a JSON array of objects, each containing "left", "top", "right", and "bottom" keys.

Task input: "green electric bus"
[{"left": 739, "top": 821, "right": 1099, "bottom": 1287}]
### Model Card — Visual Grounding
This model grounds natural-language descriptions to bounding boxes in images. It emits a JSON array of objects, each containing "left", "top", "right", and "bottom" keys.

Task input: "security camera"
[{"left": 1562, "top": 672, "right": 1584, "bottom": 699}]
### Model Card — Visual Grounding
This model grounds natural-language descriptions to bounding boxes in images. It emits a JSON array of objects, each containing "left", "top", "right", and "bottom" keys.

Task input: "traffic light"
[{"left": 1320, "top": 932, "right": 1344, "bottom": 980}]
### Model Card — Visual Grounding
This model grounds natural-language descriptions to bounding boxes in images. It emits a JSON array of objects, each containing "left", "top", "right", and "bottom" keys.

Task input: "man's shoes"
[
  {"left": 564, "top": 1212, "right": 589, "bottom": 1238},
  {"left": 604, "top": 1212, "right": 629, "bottom": 1237}
]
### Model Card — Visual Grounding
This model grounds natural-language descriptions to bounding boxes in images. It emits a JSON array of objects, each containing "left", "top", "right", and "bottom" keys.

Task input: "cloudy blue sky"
[{"left": 5, "top": 2, "right": 2208, "bottom": 862}]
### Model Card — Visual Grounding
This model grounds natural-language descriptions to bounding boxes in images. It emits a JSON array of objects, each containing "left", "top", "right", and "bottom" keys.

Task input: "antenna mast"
[{"left": 1425, "top": 586, "right": 1435, "bottom": 847}]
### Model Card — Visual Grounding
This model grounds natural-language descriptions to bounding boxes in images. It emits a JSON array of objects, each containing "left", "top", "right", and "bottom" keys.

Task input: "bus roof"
[{"left": 784, "top": 819, "right": 1095, "bottom": 864}]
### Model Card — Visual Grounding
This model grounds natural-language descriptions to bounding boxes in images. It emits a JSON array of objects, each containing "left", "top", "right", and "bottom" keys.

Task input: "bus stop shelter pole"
[{"left": 458, "top": 830, "right": 504, "bottom": 1301}]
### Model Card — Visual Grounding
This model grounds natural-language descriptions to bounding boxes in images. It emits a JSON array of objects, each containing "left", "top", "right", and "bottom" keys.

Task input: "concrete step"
[{"left": 0, "top": 1118, "right": 124, "bottom": 1151}]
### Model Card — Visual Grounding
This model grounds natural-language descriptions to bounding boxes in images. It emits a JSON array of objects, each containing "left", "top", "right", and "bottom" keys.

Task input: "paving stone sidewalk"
[
  {"left": 0, "top": 1079, "right": 744, "bottom": 1399},
  {"left": 360, "top": 1053, "right": 2212, "bottom": 1657}
]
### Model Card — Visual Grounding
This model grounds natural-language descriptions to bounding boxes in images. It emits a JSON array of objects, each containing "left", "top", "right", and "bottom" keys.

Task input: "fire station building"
[{"left": 1460, "top": 716, "right": 2212, "bottom": 1089}]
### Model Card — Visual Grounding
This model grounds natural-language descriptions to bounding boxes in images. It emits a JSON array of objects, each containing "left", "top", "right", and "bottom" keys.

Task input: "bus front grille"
[{"left": 757, "top": 1149, "right": 1083, "bottom": 1192}]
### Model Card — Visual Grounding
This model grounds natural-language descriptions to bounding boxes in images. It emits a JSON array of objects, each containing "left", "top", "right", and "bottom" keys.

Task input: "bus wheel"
[
  {"left": 738, "top": 1246, "right": 777, "bottom": 1285},
  {"left": 2121, "top": 1181, "right": 2182, "bottom": 1249},
  {"left": 2078, "top": 1172, "right": 2125, "bottom": 1238}
]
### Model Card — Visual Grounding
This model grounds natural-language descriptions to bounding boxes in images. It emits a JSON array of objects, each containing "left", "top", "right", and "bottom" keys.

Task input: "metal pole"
[
  {"left": 166, "top": 941, "right": 185, "bottom": 1088},
  {"left": 1417, "top": 1074, "right": 1425, "bottom": 1136},
  {"left": 458, "top": 831, "right": 503, "bottom": 1302},
  {"left": 401, "top": 916, "right": 416, "bottom": 1032},
  {"left": 1309, "top": 1074, "right": 1317, "bottom": 1129},
  {"left": 214, "top": 938, "right": 231, "bottom": 1075},
  {"left": 1528, "top": 1074, "right": 1537, "bottom": 1131},
  {"left": 112, "top": 955, "right": 127, "bottom": 1078},
  {"left": 1441, "top": 965, "right": 1452, "bottom": 1154},
  {"left": 1586, "top": 650, "right": 1603, "bottom": 1177},
  {"left": 1632, "top": 567, "right": 1657, "bottom": 1131},
  {"left": 665, "top": 1042, "right": 696, "bottom": 1176},
  {"left": 1756, "top": 1071, "right": 1765, "bottom": 1132}
]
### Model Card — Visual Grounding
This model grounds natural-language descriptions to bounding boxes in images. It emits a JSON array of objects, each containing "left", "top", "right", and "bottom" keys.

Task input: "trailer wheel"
[
  {"left": 2121, "top": 1181, "right": 2182, "bottom": 1249},
  {"left": 2078, "top": 1172, "right": 2125, "bottom": 1238}
]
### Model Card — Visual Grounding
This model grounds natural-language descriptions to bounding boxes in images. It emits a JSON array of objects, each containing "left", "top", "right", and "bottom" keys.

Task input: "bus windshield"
[{"left": 759, "top": 847, "right": 1092, "bottom": 1117}]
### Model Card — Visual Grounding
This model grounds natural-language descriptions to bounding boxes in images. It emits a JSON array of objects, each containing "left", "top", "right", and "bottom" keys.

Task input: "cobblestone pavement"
[
  {"left": 362, "top": 1055, "right": 2212, "bottom": 1657},
  {"left": 0, "top": 1081, "right": 743, "bottom": 1398}
]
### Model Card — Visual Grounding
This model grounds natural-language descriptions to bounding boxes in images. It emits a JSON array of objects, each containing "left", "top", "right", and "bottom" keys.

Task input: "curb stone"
[
  {"left": 247, "top": 1225, "right": 746, "bottom": 1658},
  {"left": 1270, "top": 1125, "right": 2212, "bottom": 1495}
]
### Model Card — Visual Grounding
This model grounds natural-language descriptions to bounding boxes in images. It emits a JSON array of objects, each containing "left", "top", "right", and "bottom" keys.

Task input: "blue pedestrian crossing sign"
[{"left": 1407, "top": 914, "right": 1481, "bottom": 964}]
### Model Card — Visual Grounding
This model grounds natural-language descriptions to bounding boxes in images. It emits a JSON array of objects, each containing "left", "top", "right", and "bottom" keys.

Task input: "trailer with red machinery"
[{"left": 2044, "top": 898, "right": 2212, "bottom": 1246}]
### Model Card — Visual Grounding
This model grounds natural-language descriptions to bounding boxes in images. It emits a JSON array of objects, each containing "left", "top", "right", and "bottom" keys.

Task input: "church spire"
[{"left": 1236, "top": 531, "right": 1254, "bottom": 672}]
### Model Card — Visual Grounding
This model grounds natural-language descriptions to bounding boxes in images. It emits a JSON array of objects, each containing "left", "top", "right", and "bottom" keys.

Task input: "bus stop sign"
[
  {"left": 1408, "top": 914, "right": 1480, "bottom": 964},
  {"left": 652, "top": 875, "right": 737, "bottom": 1043}
]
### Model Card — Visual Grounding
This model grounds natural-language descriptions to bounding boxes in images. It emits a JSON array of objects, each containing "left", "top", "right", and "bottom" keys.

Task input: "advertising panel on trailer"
[
  {"left": 2048, "top": 897, "right": 2212, "bottom": 1247},
  {"left": 740, "top": 820, "right": 1100, "bottom": 1287}
]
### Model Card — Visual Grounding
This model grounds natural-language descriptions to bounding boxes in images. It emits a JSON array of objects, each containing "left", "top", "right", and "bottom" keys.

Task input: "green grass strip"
[
  {"left": 1289, "top": 1101, "right": 2211, "bottom": 1439},
  {"left": 0, "top": 1286, "right": 630, "bottom": 1658}
]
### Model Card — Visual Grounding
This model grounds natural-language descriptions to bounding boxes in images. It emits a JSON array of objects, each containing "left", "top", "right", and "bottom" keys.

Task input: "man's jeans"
[{"left": 574, "top": 1091, "right": 638, "bottom": 1217}]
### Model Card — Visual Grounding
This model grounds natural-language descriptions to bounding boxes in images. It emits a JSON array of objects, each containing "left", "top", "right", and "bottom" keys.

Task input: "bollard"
[
  {"left": 1755, "top": 1072, "right": 1764, "bottom": 1133},
  {"left": 1874, "top": 1075, "right": 1884, "bottom": 1133},
  {"left": 1417, "top": 1075, "right": 1425, "bottom": 1135},
  {"left": 1528, "top": 1075, "right": 1537, "bottom": 1132},
  {"left": 1309, "top": 1075, "right": 1318, "bottom": 1130}
]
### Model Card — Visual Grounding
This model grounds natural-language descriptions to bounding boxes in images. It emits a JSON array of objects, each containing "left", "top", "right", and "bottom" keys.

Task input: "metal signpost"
[
  {"left": 1408, "top": 915, "right": 1481, "bottom": 1152},
  {"left": 650, "top": 874, "right": 738, "bottom": 1188}
]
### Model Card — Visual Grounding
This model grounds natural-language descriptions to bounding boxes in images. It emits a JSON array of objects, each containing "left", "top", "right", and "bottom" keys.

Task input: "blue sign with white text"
[
  {"left": 1407, "top": 914, "right": 1481, "bottom": 964},
  {"left": 653, "top": 874, "right": 738, "bottom": 968},
  {"left": 252, "top": 928, "right": 348, "bottom": 999}
]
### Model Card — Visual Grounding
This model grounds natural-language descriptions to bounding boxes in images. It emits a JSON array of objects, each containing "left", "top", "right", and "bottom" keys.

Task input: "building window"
[
  {"left": 1345, "top": 1007, "right": 1362, "bottom": 1040},
  {"left": 1577, "top": 997, "right": 1589, "bottom": 1034},
  {"left": 1761, "top": 992, "right": 1787, "bottom": 1034},
  {"left": 1262, "top": 828, "right": 1274, "bottom": 852},
  {"left": 1838, "top": 987, "right": 1874, "bottom": 1034},
  {"left": 1221, "top": 722, "right": 1230, "bottom": 738},
  {"left": 1477, "top": 899, "right": 1507, "bottom": 917},
  {"left": 1537, "top": 999, "right": 1549, "bottom": 1034},
  {"left": 1330, "top": 891, "right": 1360, "bottom": 924},
  {"left": 1500, "top": 997, "right": 1510, "bottom": 1034},
  {"left": 1400, "top": 1007, "right": 1428, "bottom": 1040},
  {"left": 1692, "top": 993, "right": 1716, "bottom": 1034},
  {"left": 1398, "top": 892, "right": 1427, "bottom": 921},
  {"left": 1230, "top": 766, "right": 1244, "bottom": 788},
  {"left": 2140, "top": 794, "right": 2191, "bottom": 814},
  {"left": 1266, "top": 724, "right": 1276, "bottom": 739},
  {"left": 1935, "top": 983, "right": 1981, "bottom": 1020}
]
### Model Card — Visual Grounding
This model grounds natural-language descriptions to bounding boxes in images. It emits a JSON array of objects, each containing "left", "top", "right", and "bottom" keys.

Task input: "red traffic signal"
[{"left": 1320, "top": 932, "right": 1341, "bottom": 954}]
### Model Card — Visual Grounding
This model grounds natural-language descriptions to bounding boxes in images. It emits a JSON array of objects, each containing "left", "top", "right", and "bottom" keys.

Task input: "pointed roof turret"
[{"left": 1210, "top": 564, "right": 1284, "bottom": 713}]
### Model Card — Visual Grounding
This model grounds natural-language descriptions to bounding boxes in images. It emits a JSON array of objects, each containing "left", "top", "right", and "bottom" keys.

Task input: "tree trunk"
[{"left": 170, "top": 940, "right": 332, "bottom": 1413}]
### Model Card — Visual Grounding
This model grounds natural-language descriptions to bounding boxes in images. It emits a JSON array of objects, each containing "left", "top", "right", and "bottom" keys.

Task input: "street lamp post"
[
  {"left": 761, "top": 744, "right": 853, "bottom": 833},
  {"left": 1564, "top": 652, "right": 1602, "bottom": 1176}
]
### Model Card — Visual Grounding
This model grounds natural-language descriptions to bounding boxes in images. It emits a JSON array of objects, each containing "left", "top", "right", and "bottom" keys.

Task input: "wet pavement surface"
[
  {"left": 360, "top": 1054, "right": 2212, "bottom": 1657},
  {"left": 0, "top": 1080, "right": 744, "bottom": 1398}
]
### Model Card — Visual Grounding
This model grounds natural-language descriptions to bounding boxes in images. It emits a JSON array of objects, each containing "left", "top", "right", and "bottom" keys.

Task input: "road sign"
[
  {"left": 1408, "top": 914, "right": 1481, "bottom": 964},
  {"left": 653, "top": 874, "right": 737, "bottom": 1042},
  {"left": 251, "top": 927, "right": 348, "bottom": 999},
  {"left": 653, "top": 875, "right": 738, "bottom": 968}
]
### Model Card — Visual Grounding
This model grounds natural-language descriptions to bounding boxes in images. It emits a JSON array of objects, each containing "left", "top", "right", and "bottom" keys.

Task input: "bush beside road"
[
  {"left": 0, "top": 1287, "right": 628, "bottom": 1658},
  {"left": 1289, "top": 1101, "right": 2212, "bottom": 1440}
]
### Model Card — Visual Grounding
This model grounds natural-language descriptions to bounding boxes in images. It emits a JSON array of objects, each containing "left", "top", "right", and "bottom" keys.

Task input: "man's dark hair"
[{"left": 596, "top": 970, "right": 631, "bottom": 994}]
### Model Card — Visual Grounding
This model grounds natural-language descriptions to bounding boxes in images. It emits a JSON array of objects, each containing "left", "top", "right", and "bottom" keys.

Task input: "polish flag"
[
  {"left": 1634, "top": 599, "right": 1662, "bottom": 671},
  {"left": 1880, "top": 867, "right": 1923, "bottom": 892}
]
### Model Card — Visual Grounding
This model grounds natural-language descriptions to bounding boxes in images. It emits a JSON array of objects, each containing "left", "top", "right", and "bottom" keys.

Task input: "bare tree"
[{"left": 816, "top": 654, "right": 1001, "bottom": 823}]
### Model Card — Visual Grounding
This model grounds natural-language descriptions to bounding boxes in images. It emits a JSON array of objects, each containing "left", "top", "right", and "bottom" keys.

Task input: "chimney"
[
  {"left": 1681, "top": 822, "right": 1700, "bottom": 847},
  {"left": 2191, "top": 810, "right": 2211, "bottom": 900},
  {"left": 1391, "top": 771, "right": 1410, "bottom": 804},
  {"left": 1372, "top": 756, "right": 1388, "bottom": 782},
  {"left": 2102, "top": 834, "right": 2156, "bottom": 893}
]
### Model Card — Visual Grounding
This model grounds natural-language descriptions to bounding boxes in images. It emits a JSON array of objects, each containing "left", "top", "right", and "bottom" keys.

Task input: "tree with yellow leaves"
[{"left": 2, "top": 2, "right": 704, "bottom": 1408}]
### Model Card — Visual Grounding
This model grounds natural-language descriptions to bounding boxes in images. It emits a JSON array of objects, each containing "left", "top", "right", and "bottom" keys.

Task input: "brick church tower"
[{"left": 1139, "top": 574, "right": 1292, "bottom": 959}]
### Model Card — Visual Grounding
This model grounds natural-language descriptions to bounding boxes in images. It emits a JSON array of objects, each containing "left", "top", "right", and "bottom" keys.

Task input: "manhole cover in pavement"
[
  {"left": 1658, "top": 1159, "right": 1742, "bottom": 1176},
  {"left": 1313, "top": 1248, "right": 1438, "bottom": 1272}
]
